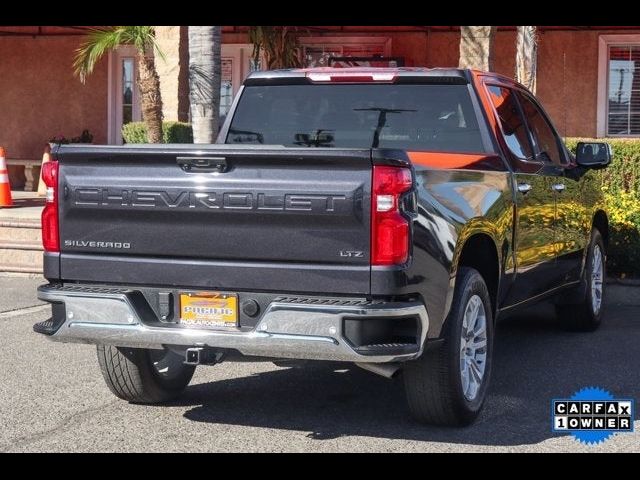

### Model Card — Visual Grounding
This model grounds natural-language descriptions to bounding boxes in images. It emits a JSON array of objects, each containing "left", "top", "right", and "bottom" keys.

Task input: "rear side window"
[
  {"left": 516, "top": 91, "right": 566, "bottom": 167},
  {"left": 226, "top": 84, "right": 486, "bottom": 153},
  {"left": 486, "top": 85, "right": 534, "bottom": 161}
]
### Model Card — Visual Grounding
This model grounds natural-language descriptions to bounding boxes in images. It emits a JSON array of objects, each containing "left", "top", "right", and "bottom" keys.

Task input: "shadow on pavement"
[{"left": 179, "top": 302, "right": 640, "bottom": 446}]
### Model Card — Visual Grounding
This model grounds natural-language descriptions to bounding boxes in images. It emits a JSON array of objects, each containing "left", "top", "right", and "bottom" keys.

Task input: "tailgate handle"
[{"left": 177, "top": 156, "right": 228, "bottom": 173}]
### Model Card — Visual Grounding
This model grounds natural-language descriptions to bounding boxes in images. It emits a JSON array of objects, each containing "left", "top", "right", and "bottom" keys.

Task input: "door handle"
[
  {"left": 517, "top": 183, "right": 533, "bottom": 194},
  {"left": 177, "top": 156, "right": 228, "bottom": 173},
  {"left": 552, "top": 183, "right": 566, "bottom": 192}
]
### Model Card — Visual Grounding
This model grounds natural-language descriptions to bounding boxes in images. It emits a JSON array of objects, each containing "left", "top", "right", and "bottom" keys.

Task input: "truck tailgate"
[{"left": 57, "top": 145, "right": 372, "bottom": 294}]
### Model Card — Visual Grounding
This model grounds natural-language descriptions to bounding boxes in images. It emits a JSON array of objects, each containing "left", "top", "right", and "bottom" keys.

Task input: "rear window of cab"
[{"left": 226, "top": 84, "right": 487, "bottom": 153}]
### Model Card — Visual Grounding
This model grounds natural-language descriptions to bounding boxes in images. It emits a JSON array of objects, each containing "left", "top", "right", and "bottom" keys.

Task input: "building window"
[
  {"left": 122, "top": 58, "right": 135, "bottom": 126},
  {"left": 598, "top": 35, "right": 640, "bottom": 137},
  {"left": 607, "top": 46, "right": 640, "bottom": 135},
  {"left": 220, "top": 58, "right": 234, "bottom": 117},
  {"left": 298, "top": 36, "right": 392, "bottom": 68},
  {"left": 219, "top": 44, "right": 256, "bottom": 120},
  {"left": 108, "top": 46, "right": 141, "bottom": 144}
]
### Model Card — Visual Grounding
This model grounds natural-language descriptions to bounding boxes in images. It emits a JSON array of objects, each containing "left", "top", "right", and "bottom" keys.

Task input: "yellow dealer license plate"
[{"left": 179, "top": 292, "right": 238, "bottom": 328}]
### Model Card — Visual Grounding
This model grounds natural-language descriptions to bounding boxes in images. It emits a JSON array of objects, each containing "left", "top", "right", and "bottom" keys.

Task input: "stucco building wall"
[
  {"left": 535, "top": 29, "right": 604, "bottom": 138},
  {"left": 0, "top": 36, "right": 107, "bottom": 160}
]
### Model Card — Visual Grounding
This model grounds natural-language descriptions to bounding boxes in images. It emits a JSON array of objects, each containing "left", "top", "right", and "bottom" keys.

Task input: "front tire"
[
  {"left": 556, "top": 229, "right": 606, "bottom": 331},
  {"left": 403, "top": 267, "right": 494, "bottom": 426},
  {"left": 96, "top": 345, "right": 195, "bottom": 403}
]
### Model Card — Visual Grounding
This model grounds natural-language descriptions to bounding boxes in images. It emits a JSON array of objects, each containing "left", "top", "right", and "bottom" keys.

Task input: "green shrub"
[
  {"left": 163, "top": 122, "right": 194, "bottom": 143},
  {"left": 121, "top": 121, "right": 193, "bottom": 144},
  {"left": 565, "top": 137, "right": 640, "bottom": 277},
  {"left": 121, "top": 122, "right": 147, "bottom": 144}
]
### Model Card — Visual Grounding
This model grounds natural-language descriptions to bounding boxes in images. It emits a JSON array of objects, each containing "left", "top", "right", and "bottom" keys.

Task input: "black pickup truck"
[{"left": 35, "top": 68, "right": 611, "bottom": 426}]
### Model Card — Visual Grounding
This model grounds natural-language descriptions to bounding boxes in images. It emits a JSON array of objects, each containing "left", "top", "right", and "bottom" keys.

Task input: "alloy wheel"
[
  {"left": 591, "top": 244, "right": 604, "bottom": 315},
  {"left": 459, "top": 295, "right": 488, "bottom": 401}
]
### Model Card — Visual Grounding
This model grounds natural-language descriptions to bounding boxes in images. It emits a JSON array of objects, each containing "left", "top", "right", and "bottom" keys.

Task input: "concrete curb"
[{"left": 0, "top": 272, "right": 43, "bottom": 279}]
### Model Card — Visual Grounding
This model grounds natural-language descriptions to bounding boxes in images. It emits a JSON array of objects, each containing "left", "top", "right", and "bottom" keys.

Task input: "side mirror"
[{"left": 575, "top": 142, "right": 612, "bottom": 169}]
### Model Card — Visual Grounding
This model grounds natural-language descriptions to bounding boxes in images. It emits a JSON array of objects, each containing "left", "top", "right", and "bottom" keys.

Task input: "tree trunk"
[
  {"left": 516, "top": 26, "right": 538, "bottom": 94},
  {"left": 137, "top": 47, "right": 164, "bottom": 143},
  {"left": 188, "top": 26, "right": 222, "bottom": 143},
  {"left": 459, "top": 26, "right": 497, "bottom": 71}
]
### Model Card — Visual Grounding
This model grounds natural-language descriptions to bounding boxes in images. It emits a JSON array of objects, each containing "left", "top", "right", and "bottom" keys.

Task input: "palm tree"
[
  {"left": 74, "top": 26, "right": 164, "bottom": 143},
  {"left": 188, "top": 26, "right": 222, "bottom": 143},
  {"left": 459, "top": 26, "right": 497, "bottom": 71},
  {"left": 516, "top": 26, "right": 538, "bottom": 93},
  {"left": 248, "top": 26, "right": 301, "bottom": 70}
]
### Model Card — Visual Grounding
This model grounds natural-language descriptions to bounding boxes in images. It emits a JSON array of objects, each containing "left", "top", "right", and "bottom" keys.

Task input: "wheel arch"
[
  {"left": 592, "top": 210, "right": 609, "bottom": 248},
  {"left": 451, "top": 228, "right": 502, "bottom": 320}
]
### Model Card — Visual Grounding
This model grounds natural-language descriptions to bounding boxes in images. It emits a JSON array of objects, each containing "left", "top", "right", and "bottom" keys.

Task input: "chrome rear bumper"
[{"left": 36, "top": 284, "right": 429, "bottom": 363}]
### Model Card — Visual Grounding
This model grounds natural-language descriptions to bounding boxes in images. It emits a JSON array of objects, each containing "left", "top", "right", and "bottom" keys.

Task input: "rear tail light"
[
  {"left": 371, "top": 166, "right": 413, "bottom": 265},
  {"left": 41, "top": 161, "right": 59, "bottom": 252}
]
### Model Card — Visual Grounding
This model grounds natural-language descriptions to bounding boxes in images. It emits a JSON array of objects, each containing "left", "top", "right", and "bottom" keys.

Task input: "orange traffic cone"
[
  {"left": 0, "top": 146, "right": 14, "bottom": 208},
  {"left": 37, "top": 144, "right": 51, "bottom": 196}
]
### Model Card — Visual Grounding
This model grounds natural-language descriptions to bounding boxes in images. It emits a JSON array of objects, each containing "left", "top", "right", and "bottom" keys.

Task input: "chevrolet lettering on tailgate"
[{"left": 72, "top": 188, "right": 351, "bottom": 213}]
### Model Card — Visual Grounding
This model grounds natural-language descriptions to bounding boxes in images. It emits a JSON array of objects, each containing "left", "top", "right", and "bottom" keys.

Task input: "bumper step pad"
[
  {"left": 355, "top": 343, "right": 419, "bottom": 356},
  {"left": 33, "top": 317, "right": 64, "bottom": 336}
]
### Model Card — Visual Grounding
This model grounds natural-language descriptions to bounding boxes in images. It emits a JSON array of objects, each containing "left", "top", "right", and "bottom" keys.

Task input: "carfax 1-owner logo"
[{"left": 552, "top": 387, "right": 635, "bottom": 445}]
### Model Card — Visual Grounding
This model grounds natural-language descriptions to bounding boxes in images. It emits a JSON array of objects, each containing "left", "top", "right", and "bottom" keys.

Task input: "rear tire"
[
  {"left": 556, "top": 229, "right": 605, "bottom": 332},
  {"left": 403, "top": 267, "right": 494, "bottom": 426},
  {"left": 96, "top": 345, "right": 195, "bottom": 403}
]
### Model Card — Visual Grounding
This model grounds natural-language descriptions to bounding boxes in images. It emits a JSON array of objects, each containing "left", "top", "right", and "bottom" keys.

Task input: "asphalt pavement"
[{"left": 1, "top": 275, "right": 638, "bottom": 452}]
